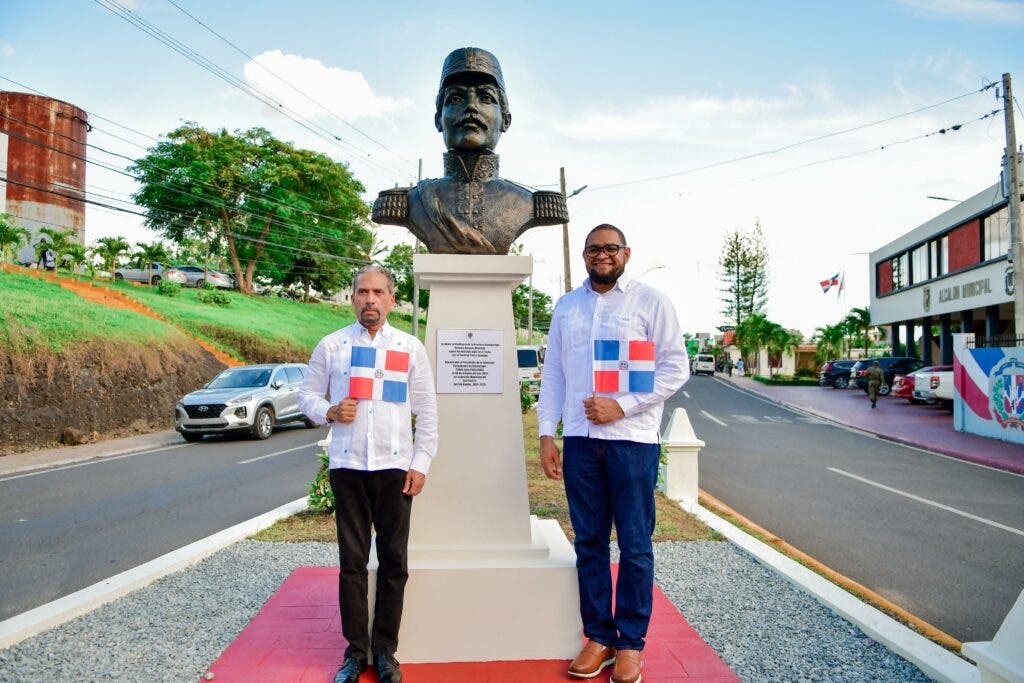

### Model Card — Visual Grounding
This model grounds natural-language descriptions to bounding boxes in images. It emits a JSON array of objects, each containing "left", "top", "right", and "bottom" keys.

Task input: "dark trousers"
[
  {"left": 563, "top": 437, "right": 660, "bottom": 650},
  {"left": 330, "top": 467, "right": 412, "bottom": 660}
]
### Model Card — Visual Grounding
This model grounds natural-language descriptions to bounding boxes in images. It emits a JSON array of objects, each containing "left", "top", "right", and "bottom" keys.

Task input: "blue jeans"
[{"left": 563, "top": 436, "right": 659, "bottom": 650}]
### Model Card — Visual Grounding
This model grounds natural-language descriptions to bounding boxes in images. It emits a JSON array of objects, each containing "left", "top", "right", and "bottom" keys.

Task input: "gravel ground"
[{"left": 0, "top": 540, "right": 933, "bottom": 682}]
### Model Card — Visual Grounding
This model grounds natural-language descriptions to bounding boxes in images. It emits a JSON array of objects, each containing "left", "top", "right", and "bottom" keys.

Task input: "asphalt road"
[
  {"left": 669, "top": 375, "right": 1024, "bottom": 642},
  {"left": 0, "top": 424, "right": 327, "bottom": 621}
]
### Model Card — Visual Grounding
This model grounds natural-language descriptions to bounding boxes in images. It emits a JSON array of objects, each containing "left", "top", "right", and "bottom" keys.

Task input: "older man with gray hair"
[{"left": 299, "top": 264, "right": 438, "bottom": 683}]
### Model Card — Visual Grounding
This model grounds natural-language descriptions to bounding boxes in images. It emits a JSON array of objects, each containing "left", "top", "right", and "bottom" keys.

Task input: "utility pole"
[
  {"left": 1002, "top": 73, "right": 1024, "bottom": 336},
  {"left": 412, "top": 159, "right": 422, "bottom": 339},
  {"left": 528, "top": 272, "right": 534, "bottom": 344},
  {"left": 560, "top": 167, "right": 571, "bottom": 293}
]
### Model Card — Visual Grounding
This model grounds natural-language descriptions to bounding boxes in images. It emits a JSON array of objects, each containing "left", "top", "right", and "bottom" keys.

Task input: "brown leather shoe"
[
  {"left": 610, "top": 649, "right": 642, "bottom": 683},
  {"left": 568, "top": 640, "right": 615, "bottom": 678}
]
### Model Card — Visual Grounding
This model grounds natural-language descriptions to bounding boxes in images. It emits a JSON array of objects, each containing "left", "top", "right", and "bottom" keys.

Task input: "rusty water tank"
[{"left": 0, "top": 91, "right": 88, "bottom": 265}]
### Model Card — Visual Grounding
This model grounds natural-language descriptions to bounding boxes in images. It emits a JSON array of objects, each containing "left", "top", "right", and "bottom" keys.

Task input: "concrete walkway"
[{"left": 718, "top": 373, "right": 1024, "bottom": 474}]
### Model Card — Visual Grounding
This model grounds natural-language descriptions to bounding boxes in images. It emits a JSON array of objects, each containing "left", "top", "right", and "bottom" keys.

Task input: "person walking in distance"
[
  {"left": 866, "top": 360, "right": 884, "bottom": 408},
  {"left": 299, "top": 265, "right": 438, "bottom": 683},
  {"left": 538, "top": 224, "right": 689, "bottom": 683}
]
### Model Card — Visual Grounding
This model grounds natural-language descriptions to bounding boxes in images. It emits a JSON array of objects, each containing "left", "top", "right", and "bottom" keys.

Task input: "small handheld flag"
[
  {"left": 820, "top": 273, "right": 840, "bottom": 293},
  {"left": 593, "top": 339, "right": 656, "bottom": 393},
  {"left": 349, "top": 346, "right": 410, "bottom": 402}
]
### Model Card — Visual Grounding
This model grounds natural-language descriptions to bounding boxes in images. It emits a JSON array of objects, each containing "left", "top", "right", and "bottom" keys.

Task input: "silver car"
[
  {"left": 172, "top": 264, "right": 233, "bottom": 289},
  {"left": 175, "top": 363, "right": 316, "bottom": 441}
]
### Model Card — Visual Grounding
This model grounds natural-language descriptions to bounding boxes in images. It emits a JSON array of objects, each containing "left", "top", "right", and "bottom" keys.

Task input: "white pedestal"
[
  {"left": 964, "top": 588, "right": 1024, "bottom": 683},
  {"left": 386, "top": 254, "right": 580, "bottom": 663},
  {"left": 662, "top": 408, "right": 705, "bottom": 512}
]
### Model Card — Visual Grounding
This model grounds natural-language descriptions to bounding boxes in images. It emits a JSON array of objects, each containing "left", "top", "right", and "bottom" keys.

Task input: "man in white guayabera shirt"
[
  {"left": 299, "top": 265, "right": 438, "bottom": 683},
  {"left": 538, "top": 224, "right": 689, "bottom": 683}
]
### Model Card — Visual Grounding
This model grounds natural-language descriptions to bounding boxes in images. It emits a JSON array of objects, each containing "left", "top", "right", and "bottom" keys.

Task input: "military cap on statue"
[{"left": 439, "top": 47, "right": 507, "bottom": 92}]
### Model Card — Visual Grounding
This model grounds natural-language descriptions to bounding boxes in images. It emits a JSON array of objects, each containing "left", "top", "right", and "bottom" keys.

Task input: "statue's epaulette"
[
  {"left": 372, "top": 188, "right": 410, "bottom": 224},
  {"left": 533, "top": 190, "right": 568, "bottom": 224}
]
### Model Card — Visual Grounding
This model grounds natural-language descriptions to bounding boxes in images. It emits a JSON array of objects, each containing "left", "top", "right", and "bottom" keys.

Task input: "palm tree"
[
  {"left": 845, "top": 306, "right": 872, "bottom": 358},
  {"left": 134, "top": 240, "right": 171, "bottom": 284},
  {"left": 736, "top": 313, "right": 772, "bottom": 375},
  {"left": 812, "top": 323, "right": 846, "bottom": 365},
  {"left": 92, "top": 236, "right": 131, "bottom": 278},
  {"left": 766, "top": 325, "right": 803, "bottom": 377},
  {"left": 63, "top": 243, "right": 88, "bottom": 278},
  {"left": 0, "top": 214, "right": 31, "bottom": 271},
  {"left": 38, "top": 227, "right": 75, "bottom": 272}
]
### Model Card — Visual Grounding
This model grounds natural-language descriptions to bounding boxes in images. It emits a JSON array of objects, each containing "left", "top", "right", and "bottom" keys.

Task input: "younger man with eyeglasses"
[{"left": 538, "top": 224, "right": 689, "bottom": 683}]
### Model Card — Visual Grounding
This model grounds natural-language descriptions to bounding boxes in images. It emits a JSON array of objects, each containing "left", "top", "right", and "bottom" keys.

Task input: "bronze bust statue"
[{"left": 372, "top": 47, "right": 568, "bottom": 254}]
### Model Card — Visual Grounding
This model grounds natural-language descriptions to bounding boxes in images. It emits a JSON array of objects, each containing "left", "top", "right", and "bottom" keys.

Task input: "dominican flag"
[
  {"left": 349, "top": 346, "right": 409, "bottom": 402},
  {"left": 593, "top": 339, "right": 656, "bottom": 393},
  {"left": 820, "top": 273, "right": 840, "bottom": 293}
]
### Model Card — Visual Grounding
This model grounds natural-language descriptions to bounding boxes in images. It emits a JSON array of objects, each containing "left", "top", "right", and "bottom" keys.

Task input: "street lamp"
[
  {"left": 634, "top": 264, "right": 667, "bottom": 279},
  {"left": 927, "top": 196, "right": 963, "bottom": 203}
]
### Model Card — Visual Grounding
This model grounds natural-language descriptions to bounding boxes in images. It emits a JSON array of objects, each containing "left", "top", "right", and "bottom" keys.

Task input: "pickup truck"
[
  {"left": 915, "top": 368, "right": 954, "bottom": 408},
  {"left": 113, "top": 262, "right": 185, "bottom": 286}
]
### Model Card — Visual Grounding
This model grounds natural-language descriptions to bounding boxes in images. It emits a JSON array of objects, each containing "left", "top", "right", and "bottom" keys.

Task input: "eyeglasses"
[{"left": 583, "top": 243, "right": 626, "bottom": 257}]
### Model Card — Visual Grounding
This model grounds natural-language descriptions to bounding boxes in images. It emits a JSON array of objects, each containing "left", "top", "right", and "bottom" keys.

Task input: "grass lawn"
[
  {"left": 106, "top": 281, "right": 420, "bottom": 363},
  {"left": 0, "top": 271, "right": 187, "bottom": 354},
  {"left": 251, "top": 410, "right": 721, "bottom": 543}
]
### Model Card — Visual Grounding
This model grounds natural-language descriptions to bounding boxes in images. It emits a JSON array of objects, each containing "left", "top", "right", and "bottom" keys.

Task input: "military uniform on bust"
[{"left": 372, "top": 46, "right": 567, "bottom": 255}]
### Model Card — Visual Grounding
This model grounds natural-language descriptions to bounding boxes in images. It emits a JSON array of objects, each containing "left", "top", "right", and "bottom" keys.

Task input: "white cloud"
[
  {"left": 242, "top": 49, "right": 410, "bottom": 121},
  {"left": 896, "top": 0, "right": 1024, "bottom": 23}
]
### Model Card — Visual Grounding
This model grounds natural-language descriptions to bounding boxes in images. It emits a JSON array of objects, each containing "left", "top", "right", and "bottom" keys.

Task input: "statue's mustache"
[{"left": 458, "top": 115, "right": 487, "bottom": 130}]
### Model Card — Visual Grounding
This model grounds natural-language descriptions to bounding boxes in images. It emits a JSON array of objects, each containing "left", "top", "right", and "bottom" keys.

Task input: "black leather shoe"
[
  {"left": 333, "top": 656, "right": 367, "bottom": 683},
  {"left": 375, "top": 653, "right": 403, "bottom": 683}
]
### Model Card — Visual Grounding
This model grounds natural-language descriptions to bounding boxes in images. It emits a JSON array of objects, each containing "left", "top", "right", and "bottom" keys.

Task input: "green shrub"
[
  {"left": 520, "top": 382, "right": 537, "bottom": 413},
  {"left": 794, "top": 367, "right": 817, "bottom": 378},
  {"left": 307, "top": 450, "right": 334, "bottom": 512},
  {"left": 197, "top": 288, "right": 231, "bottom": 306},
  {"left": 752, "top": 374, "right": 819, "bottom": 386},
  {"left": 157, "top": 280, "right": 181, "bottom": 297}
]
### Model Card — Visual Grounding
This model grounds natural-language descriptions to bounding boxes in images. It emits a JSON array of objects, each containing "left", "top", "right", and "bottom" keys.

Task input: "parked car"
[
  {"left": 851, "top": 357, "right": 928, "bottom": 397},
  {"left": 517, "top": 345, "right": 543, "bottom": 395},
  {"left": 693, "top": 354, "right": 716, "bottom": 376},
  {"left": 173, "top": 264, "right": 233, "bottom": 289},
  {"left": 818, "top": 359, "right": 858, "bottom": 388},
  {"left": 915, "top": 367, "right": 955, "bottom": 408},
  {"left": 175, "top": 363, "right": 316, "bottom": 441},
  {"left": 893, "top": 365, "right": 952, "bottom": 404},
  {"left": 113, "top": 262, "right": 186, "bottom": 286}
]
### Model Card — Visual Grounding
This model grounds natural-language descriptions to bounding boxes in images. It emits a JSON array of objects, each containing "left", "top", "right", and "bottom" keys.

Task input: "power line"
[
  {"left": 164, "top": 0, "right": 409, "bottom": 163},
  {"left": 584, "top": 83, "right": 998, "bottom": 193},
  {"left": 93, "top": 0, "right": 413, "bottom": 185}
]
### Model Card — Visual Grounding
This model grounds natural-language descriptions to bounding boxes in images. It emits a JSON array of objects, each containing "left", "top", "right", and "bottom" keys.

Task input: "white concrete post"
[
  {"left": 662, "top": 407, "right": 705, "bottom": 511},
  {"left": 963, "top": 588, "right": 1024, "bottom": 683}
]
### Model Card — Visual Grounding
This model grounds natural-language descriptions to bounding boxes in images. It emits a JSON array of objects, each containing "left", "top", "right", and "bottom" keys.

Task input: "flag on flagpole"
[
  {"left": 837, "top": 271, "right": 846, "bottom": 299},
  {"left": 593, "top": 340, "right": 656, "bottom": 392},
  {"left": 820, "top": 273, "right": 840, "bottom": 293},
  {"left": 349, "top": 346, "right": 410, "bottom": 402}
]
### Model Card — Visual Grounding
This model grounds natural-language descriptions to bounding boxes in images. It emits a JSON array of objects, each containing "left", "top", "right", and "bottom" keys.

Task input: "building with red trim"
[{"left": 870, "top": 181, "right": 1014, "bottom": 365}]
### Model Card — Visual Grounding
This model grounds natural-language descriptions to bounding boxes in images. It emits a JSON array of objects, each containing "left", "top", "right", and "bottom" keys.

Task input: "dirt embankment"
[{"left": 0, "top": 339, "right": 226, "bottom": 456}]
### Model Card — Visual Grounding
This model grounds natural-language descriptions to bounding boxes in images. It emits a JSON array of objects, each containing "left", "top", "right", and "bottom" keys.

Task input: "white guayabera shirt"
[
  {"left": 299, "top": 322, "right": 439, "bottom": 473},
  {"left": 538, "top": 273, "right": 690, "bottom": 444}
]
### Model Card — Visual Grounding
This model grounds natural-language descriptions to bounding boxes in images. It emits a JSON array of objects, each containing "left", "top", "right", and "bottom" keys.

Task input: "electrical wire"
[{"left": 164, "top": 0, "right": 409, "bottom": 162}]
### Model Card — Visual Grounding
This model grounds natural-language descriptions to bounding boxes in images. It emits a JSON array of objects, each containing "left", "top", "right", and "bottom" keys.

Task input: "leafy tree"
[
  {"left": 0, "top": 214, "right": 30, "bottom": 270},
  {"left": 766, "top": 324, "right": 802, "bottom": 377},
  {"left": 736, "top": 313, "right": 772, "bottom": 374},
  {"left": 92, "top": 236, "right": 131, "bottom": 276},
  {"left": 134, "top": 240, "right": 171, "bottom": 284},
  {"left": 37, "top": 227, "right": 75, "bottom": 271},
  {"left": 383, "top": 243, "right": 429, "bottom": 308},
  {"left": 513, "top": 283, "right": 553, "bottom": 334},
  {"left": 719, "top": 219, "right": 769, "bottom": 329},
  {"left": 131, "top": 124, "right": 372, "bottom": 294},
  {"left": 844, "top": 306, "right": 872, "bottom": 358},
  {"left": 812, "top": 322, "right": 847, "bottom": 364}
]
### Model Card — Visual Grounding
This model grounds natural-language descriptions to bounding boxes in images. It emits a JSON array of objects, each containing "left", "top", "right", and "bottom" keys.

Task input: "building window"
[
  {"left": 910, "top": 245, "right": 928, "bottom": 284},
  {"left": 984, "top": 206, "right": 1010, "bottom": 261},
  {"left": 928, "top": 235, "right": 948, "bottom": 278},
  {"left": 892, "top": 253, "right": 908, "bottom": 290}
]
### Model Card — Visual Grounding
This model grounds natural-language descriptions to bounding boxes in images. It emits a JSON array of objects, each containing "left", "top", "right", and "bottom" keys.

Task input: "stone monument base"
[{"left": 365, "top": 516, "right": 581, "bottom": 663}]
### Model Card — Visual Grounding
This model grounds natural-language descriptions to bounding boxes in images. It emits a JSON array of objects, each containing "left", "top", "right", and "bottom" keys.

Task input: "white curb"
[
  {"left": 0, "top": 496, "right": 308, "bottom": 650},
  {"left": 692, "top": 503, "right": 979, "bottom": 683}
]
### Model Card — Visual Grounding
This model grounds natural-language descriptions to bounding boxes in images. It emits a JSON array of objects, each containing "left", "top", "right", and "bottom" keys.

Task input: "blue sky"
[{"left": 2, "top": 0, "right": 1023, "bottom": 336}]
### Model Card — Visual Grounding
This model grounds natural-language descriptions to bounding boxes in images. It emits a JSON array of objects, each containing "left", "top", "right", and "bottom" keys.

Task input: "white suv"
[
  {"left": 175, "top": 363, "right": 317, "bottom": 441},
  {"left": 693, "top": 354, "right": 716, "bottom": 376}
]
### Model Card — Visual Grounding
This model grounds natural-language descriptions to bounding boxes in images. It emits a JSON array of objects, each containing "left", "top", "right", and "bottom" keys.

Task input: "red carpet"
[{"left": 204, "top": 566, "right": 739, "bottom": 682}]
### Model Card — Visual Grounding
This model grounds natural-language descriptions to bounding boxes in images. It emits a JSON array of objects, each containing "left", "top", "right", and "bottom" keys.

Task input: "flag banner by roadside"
[
  {"left": 349, "top": 346, "right": 409, "bottom": 402},
  {"left": 593, "top": 339, "right": 656, "bottom": 392},
  {"left": 820, "top": 273, "right": 840, "bottom": 293}
]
